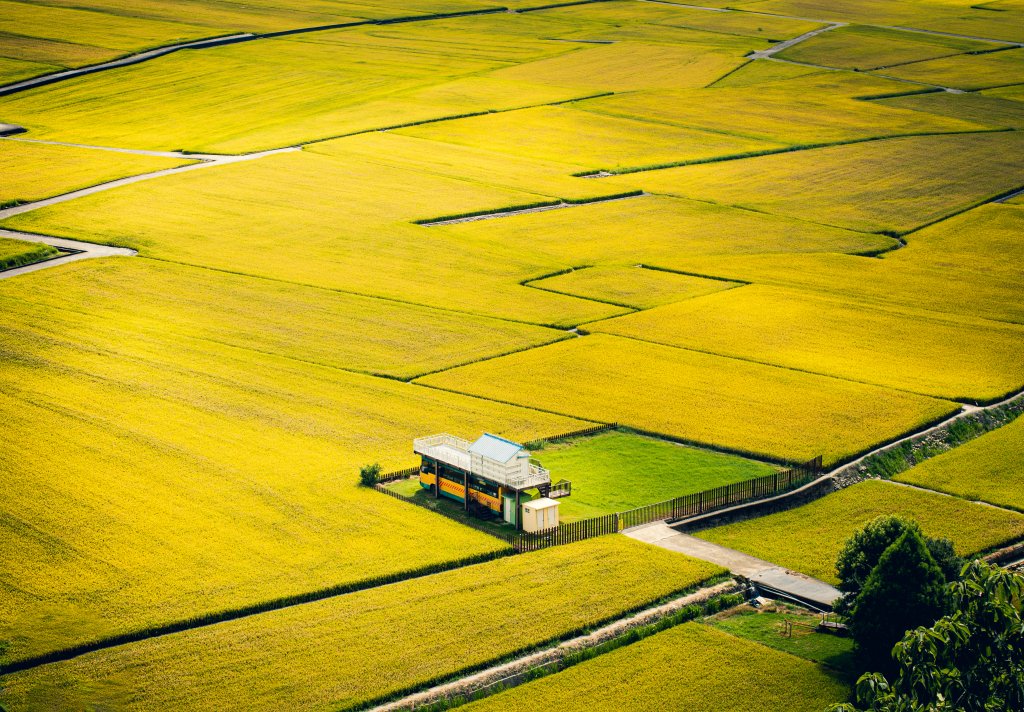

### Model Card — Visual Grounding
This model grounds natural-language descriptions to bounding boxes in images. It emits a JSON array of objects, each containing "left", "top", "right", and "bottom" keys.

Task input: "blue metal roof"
[{"left": 468, "top": 433, "right": 525, "bottom": 464}]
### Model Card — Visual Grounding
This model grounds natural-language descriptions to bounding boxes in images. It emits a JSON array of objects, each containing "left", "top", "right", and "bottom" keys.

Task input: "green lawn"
[
  {"left": 707, "top": 603, "right": 855, "bottom": 677},
  {"left": 534, "top": 430, "right": 778, "bottom": 521}
]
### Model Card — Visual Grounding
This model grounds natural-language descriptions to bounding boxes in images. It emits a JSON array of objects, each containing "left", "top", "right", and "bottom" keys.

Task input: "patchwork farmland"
[{"left": 0, "top": 0, "right": 1022, "bottom": 709}]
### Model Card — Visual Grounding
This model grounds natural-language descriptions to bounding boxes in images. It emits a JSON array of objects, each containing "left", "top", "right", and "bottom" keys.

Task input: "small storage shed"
[{"left": 521, "top": 497, "right": 560, "bottom": 533}]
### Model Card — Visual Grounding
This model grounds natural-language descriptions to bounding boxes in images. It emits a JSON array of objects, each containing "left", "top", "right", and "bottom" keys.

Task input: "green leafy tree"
[
  {"left": 848, "top": 529, "right": 950, "bottom": 673},
  {"left": 836, "top": 516, "right": 961, "bottom": 617},
  {"left": 359, "top": 462, "right": 382, "bottom": 487},
  {"left": 831, "top": 561, "right": 1024, "bottom": 712}
]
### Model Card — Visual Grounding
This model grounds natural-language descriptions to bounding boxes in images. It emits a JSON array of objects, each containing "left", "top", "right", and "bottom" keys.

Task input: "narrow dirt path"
[
  {"left": 370, "top": 579, "right": 740, "bottom": 712},
  {"left": 747, "top": 22, "right": 846, "bottom": 60},
  {"left": 0, "top": 229, "right": 136, "bottom": 279},
  {"left": 1, "top": 136, "right": 230, "bottom": 161}
]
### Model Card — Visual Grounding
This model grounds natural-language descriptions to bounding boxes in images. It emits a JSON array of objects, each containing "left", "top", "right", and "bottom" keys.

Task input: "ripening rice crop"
[
  {"left": 438, "top": 193, "right": 896, "bottom": 270},
  {"left": 776, "top": 24, "right": 997, "bottom": 71},
  {"left": 417, "top": 334, "right": 959, "bottom": 465},
  {"left": 665, "top": 250, "right": 1024, "bottom": 327},
  {"left": 463, "top": 623, "right": 848, "bottom": 712},
  {"left": 874, "top": 91, "right": 1024, "bottom": 130},
  {"left": 894, "top": 415, "right": 1024, "bottom": 512},
  {"left": 531, "top": 265, "right": 742, "bottom": 309},
  {"left": 745, "top": 0, "right": 1024, "bottom": 43},
  {"left": 590, "top": 284, "right": 1024, "bottom": 402},
  {"left": 0, "top": 538, "right": 725, "bottom": 711},
  {"left": 0, "top": 148, "right": 624, "bottom": 326},
  {"left": 876, "top": 46, "right": 1024, "bottom": 90},
  {"left": 634, "top": 132, "right": 1024, "bottom": 233},
  {"left": 397, "top": 104, "right": 783, "bottom": 172},
  {"left": 577, "top": 72, "right": 981, "bottom": 144},
  {"left": 0, "top": 235, "right": 58, "bottom": 268},
  {"left": 698, "top": 480, "right": 1024, "bottom": 583},
  {"left": 0, "top": 139, "right": 191, "bottom": 205},
  {"left": 0, "top": 284, "right": 587, "bottom": 663},
  {"left": 0, "top": 14, "right": 581, "bottom": 153},
  {"left": 8, "top": 258, "right": 569, "bottom": 379}
]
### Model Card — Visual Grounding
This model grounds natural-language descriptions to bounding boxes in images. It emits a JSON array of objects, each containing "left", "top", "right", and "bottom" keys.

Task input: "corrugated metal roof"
[{"left": 468, "top": 433, "right": 525, "bottom": 464}]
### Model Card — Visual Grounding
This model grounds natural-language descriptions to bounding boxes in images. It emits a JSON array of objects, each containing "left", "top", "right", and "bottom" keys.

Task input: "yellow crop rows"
[
  {"left": 634, "top": 131, "right": 1024, "bottom": 233},
  {"left": 0, "top": 538, "right": 724, "bottom": 711},
  {"left": 0, "top": 235, "right": 58, "bottom": 268},
  {"left": 698, "top": 479, "right": 1024, "bottom": 584},
  {"left": 418, "top": 334, "right": 959, "bottom": 465},
  {"left": 532, "top": 266, "right": 741, "bottom": 309},
  {"left": 398, "top": 104, "right": 783, "bottom": 172},
  {"left": 895, "top": 416, "right": 1024, "bottom": 512},
  {"left": 590, "top": 283, "right": 1024, "bottom": 402},
  {"left": 0, "top": 139, "right": 191, "bottom": 205},
  {"left": 777, "top": 24, "right": 998, "bottom": 71},
  {"left": 464, "top": 623, "right": 848, "bottom": 712},
  {"left": 876, "top": 47, "right": 1024, "bottom": 90},
  {"left": 0, "top": 283, "right": 586, "bottom": 662},
  {"left": 4, "top": 258, "right": 569, "bottom": 379}
]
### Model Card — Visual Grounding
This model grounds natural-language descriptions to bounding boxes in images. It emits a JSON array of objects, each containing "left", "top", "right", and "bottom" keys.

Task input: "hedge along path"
[
  {"left": 372, "top": 579, "right": 741, "bottom": 711},
  {"left": 0, "top": 538, "right": 725, "bottom": 711}
]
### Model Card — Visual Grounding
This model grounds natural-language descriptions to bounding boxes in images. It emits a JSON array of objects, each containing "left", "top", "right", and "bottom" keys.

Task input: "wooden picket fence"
[{"left": 509, "top": 514, "right": 618, "bottom": 553}]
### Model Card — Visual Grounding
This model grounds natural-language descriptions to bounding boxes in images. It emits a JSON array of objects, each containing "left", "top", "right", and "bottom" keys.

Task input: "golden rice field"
[
  {"left": 894, "top": 415, "right": 1024, "bottom": 512},
  {"left": 876, "top": 46, "right": 1024, "bottom": 90},
  {"left": 531, "top": 265, "right": 742, "bottom": 309},
  {"left": 463, "top": 623, "right": 849, "bottom": 712},
  {"left": 776, "top": 24, "right": 998, "bottom": 71},
  {"left": 0, "top": 278, "right": 590, "bottom": 662},
  {"left": 0, "top": 0, "right": 1023, "bottom": 707},
  {"left": 397, "top": 104, "right": 783, "bottom": 172},
  {"left": 0, "top": 139, "right": 190, "bottom": 205},
  {"left": 577, "top": 72, "right": 982, "bottom": 145},
  {"left": 418, "top": 334, "right": 959, "bottom": 465},
  {"left": 874, "top": 91, "right": 1024, "bottom": 130},
  {"left": 590, "top": 283, "right": 1024, "bottom": 402},
  {"left": 635, "top": 131, "right": 1024, "bottom": 234},
  {"left": 0, "top": 538, "right": 724, "bottom": 711},
  {"left": 4, "top": 258, "right": 569, "bottom": 379},
  {"left": 698, "top": 479, "right": 1024, "bottom": 584},
  {"left": 0, "top": 235, "right": 58, "bottom": 268}
]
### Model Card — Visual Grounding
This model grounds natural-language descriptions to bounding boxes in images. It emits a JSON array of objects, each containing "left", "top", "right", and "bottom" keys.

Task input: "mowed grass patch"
[
  {"left": 635, "top": 132, "right": 1024, "bottom": 234},
  {"left": 876, "top": 47, "right": 1024, "bottom": 90},
  {"left": 894, "top": 415, "right": 1024, "bottom": 512},
  {"left": 463, "top": 623, "right": 848, "bottom": 712},
  {"left": 0, "top": 287, "right": 587, "bottom": 663},
  {"left": 417, "top": 334, "right": 959, "bottom": 466},
  {"left": 397, "top": 104, "right": 783, "bottom": 172},
  {"left": 534, "top": 430, "right": 778, "bottom": 521},
  {"left": 531, "top": 266, "right": 742, "bottom": 309},
  {"left": 707, "top": 603, "right": 855, "bottom": 673},
  {"left": 1, "top": 148, "right": 623, "bottom": 326},
  {"left": 0, "top": 236, "right": 59, "bottom": 269},
  {"left": 577, "top": 73, "right": 982, "bottom": 144},
  {"left": 698, "top": 480, "right": 1024, "bottom": 584},
  {"left": 776, "top": 24, "right": 998, "bottom": 70},
  {"left": 0, "top": 139, "right": 192, "bottom": 205},
  {"left": 437, "top": 194, "right": 897, "bottom": 271},
  {"left": 5, "top": 258, "right": 569, "bottom": 379},
  {"left": 0, "top": 538, "right": 725, "bottom": 711},
  {"left": 590, "top": 284, "right": 1024, "bottom": 402}
]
